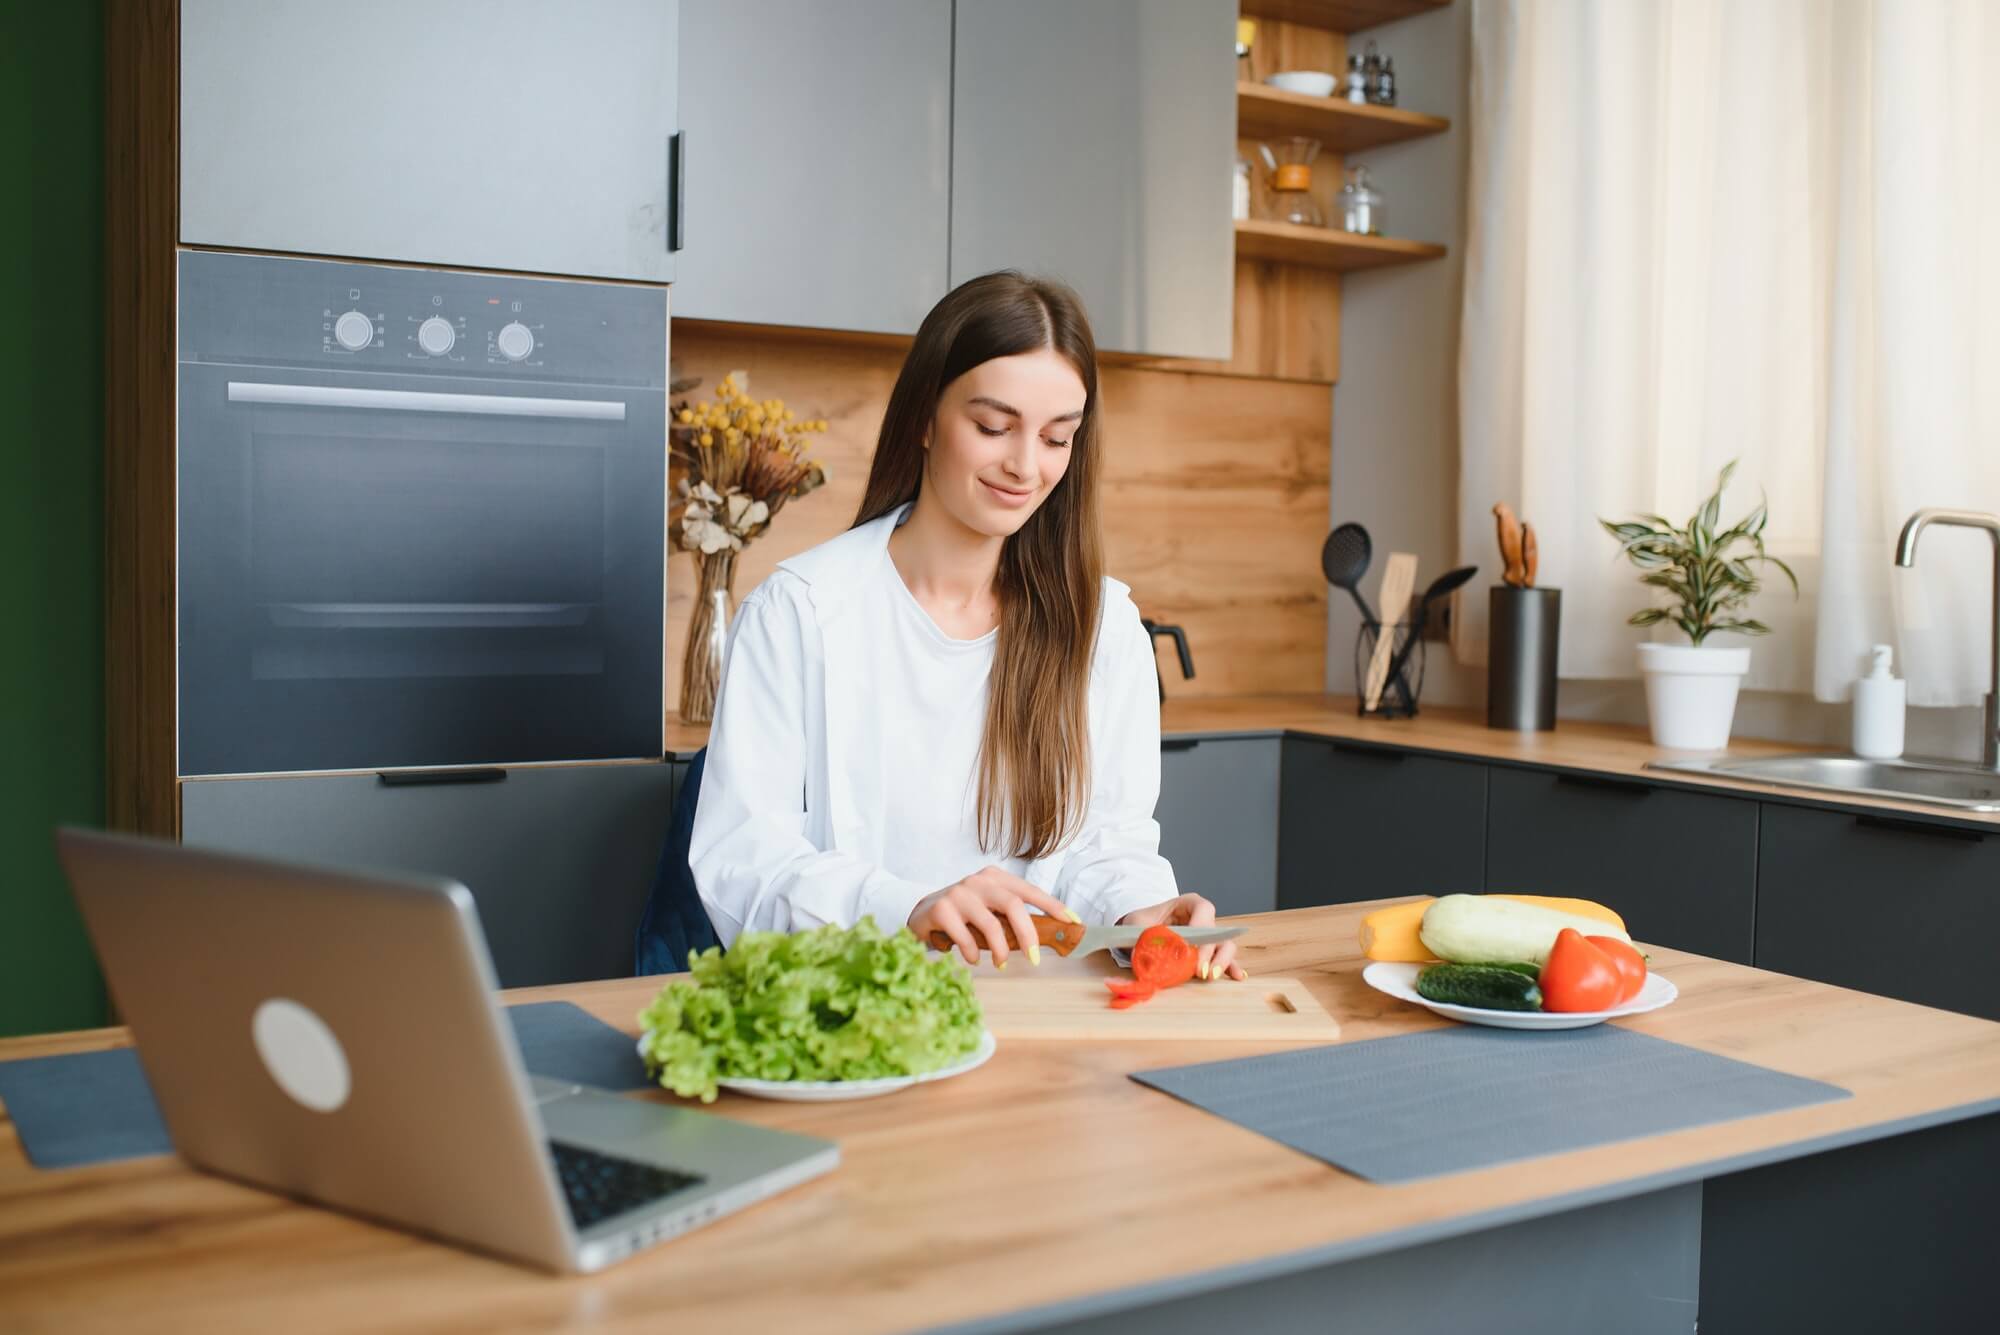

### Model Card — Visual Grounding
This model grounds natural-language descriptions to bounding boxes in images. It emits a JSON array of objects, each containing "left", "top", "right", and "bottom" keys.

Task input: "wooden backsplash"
[{"left": 664, "top": 324, "right": 1332, "bottom": 707}]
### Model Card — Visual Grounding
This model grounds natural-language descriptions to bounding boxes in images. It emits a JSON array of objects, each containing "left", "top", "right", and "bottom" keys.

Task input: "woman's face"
[{"left": 925, "top": 347, "right": 1086, "bottom": 539}]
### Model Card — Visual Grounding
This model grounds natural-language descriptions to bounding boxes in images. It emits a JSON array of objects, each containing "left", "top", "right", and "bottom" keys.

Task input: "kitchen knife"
[{"left": 926, "top": 916, "right": 1244, "bottom": 958}]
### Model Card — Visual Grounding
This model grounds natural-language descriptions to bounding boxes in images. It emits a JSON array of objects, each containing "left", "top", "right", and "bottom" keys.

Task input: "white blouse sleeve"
[
  {"left": 688, "top": 583, "right": 934, "bottom": 945},
  {"left": 1051, "top": 596, "right": 1182, "bottom": 925}
]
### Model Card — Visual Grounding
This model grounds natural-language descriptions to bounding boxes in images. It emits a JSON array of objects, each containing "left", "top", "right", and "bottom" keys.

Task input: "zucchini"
[
  {"left": 1419, "top": 893, "right": 1632, "bottom": 967},
  {"left": 1415, "top": 963, "right": 1544, "bottom": 1012}
]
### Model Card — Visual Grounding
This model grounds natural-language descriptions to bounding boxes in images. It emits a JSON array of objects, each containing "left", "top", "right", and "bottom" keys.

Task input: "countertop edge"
[{"left": 929, "top": 1095, "right": 2000, "bottom": 1335}]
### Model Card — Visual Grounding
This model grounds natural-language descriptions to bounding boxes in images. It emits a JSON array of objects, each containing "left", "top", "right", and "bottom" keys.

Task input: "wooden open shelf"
[
  {"left": 1237, "top": 81, "right": 1449, "bottom": 152},
  {"left": 1234, "top": 218, "right": 1445, "bottom": 272},
  {"left": 1239, "top": 0, "right": 1450, "bottom": 33}
]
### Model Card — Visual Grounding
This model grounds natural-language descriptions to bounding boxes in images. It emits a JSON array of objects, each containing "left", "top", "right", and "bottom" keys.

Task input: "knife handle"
[{"left": 927, "top": 914, "right": 1087, "bottom": 957}]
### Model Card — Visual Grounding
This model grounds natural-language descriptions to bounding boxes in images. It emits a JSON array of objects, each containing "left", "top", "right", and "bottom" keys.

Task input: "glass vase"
[{"left": 679, "top": 548, "right": 738, "bottom": 724}]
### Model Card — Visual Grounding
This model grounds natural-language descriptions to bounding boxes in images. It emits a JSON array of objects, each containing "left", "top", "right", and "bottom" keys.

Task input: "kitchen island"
[{"left": 5, "top": 901, "right": 1998, "bottom": 1333}]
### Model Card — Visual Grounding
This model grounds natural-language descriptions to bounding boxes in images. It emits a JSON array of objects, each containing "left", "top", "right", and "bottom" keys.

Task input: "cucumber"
[{"left": 1415, "top": 964, "right": 1544, "bottom": 1011}]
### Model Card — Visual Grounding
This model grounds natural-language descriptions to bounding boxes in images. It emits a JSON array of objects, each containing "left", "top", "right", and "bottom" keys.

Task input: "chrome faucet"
[{"left": 1895, "top": 508, "right": 2000, "bottom": 770}]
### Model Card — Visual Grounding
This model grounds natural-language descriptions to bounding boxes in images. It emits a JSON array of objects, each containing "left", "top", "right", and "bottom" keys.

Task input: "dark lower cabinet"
[
  {"left": 1277, "top": 738, "right": 1487, "bottom": 909},
  {"left": 1156, "top": 738, "right": 1280, "bottom": 917},
  {"left": 181, "top": 763, "right": 679, "bottom": 988},
  {"left": 1757, "top": 803, "right": 2000, "bottom": 1020},
  {"left": 1485, "top": 768, "right": 1757, "bottom": 963}
]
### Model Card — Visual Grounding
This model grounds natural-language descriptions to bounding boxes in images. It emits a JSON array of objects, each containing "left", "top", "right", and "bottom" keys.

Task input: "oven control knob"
[
  {"left": 495, "top": 321, "right": 535, "bottom": 362},
  {"left": 417, "top": 316, "right": 456, "bottom": 356},
  {"left": 332, "top": 310, "right": 373, "bottom": 351}
]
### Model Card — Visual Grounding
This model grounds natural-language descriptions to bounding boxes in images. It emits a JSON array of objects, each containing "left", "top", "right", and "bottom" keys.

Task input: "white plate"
[
  {"left": 1362, "top": 963, "right": 1679, "bottom": 1030},
  {"left": 636, "top": 1029, "right": 998, "bottom": 1102}
]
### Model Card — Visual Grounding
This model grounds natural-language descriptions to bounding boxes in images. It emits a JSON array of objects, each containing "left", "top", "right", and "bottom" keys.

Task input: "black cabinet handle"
[
  {"left": 1329, "top": 738, "right": 1407, "bottom": 762},
  {"left": 377, "top": 768, "right": 507, "bottom": 788},
  {"left": 667, "top": 132, "right": 686, "bottom": 253},
  {"left": 1160, "top": 738, "right": 1202, "bottom": 753},
  {"left": 1555, "top": 771, "right": 1654, "bottom": 797},
  {"left": 1854, "top": 812, "right": 1988, "bottom": 843}
]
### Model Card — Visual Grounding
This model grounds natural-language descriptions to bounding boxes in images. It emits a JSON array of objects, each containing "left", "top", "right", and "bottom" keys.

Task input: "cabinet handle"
[
  {"left": 377, "top": 768, "right": 507, "bottom": 788},
  {"left": 667, "top": 132, "right": 686, "bottom": 253},
  {"left": 1555, "top": 771, "right": 1654, "bottom": 797},
  {"left": 1160, "top": 738, "right": 1201, "bottom": 753},
  {"left": 1329, "top": 739, "right": 1406, "bottom": 761},
  {"left": 1854, "top": 812, "right": 1987, "bottom": 843}
]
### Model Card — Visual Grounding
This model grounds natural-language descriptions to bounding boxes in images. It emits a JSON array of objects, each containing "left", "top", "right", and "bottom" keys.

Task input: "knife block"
[{"left": 1488, "top": 586, "right": 1560, "bottom": 730}]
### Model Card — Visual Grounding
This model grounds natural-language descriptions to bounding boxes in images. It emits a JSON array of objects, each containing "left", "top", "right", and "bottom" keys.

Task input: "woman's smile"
[{"left": 978, "top": 476, "right": 1037, "bottom": 508}]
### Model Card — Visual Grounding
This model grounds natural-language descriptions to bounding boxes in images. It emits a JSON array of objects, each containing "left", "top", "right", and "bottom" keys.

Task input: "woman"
[{"left": 688, "top": 272, "right": 1243, "bottom": 982}]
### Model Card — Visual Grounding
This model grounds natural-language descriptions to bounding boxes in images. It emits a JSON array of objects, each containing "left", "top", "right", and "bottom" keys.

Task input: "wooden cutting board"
[{"left": 973, "top": 975, "right": 1341, "bottom": 1042}]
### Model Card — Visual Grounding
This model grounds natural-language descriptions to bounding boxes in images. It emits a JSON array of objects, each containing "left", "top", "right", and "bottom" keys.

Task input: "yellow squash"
[{"left": 1359, "top": 894, "right": 1627, "bottom": 962}]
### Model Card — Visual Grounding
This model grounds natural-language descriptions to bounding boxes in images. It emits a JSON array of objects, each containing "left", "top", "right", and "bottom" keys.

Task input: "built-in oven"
[{"left": 177, "top": 250, "right": 666, "bottom": 776}]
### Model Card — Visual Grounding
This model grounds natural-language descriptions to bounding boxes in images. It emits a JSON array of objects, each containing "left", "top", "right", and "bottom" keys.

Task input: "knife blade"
[{"left": 925, "top": 916, "right": 1244, "bottom": 958}]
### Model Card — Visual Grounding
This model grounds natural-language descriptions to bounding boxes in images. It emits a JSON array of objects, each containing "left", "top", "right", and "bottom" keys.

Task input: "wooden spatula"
[{"left": 1362, "top": 552, "right": 1417, "bottom": 711}]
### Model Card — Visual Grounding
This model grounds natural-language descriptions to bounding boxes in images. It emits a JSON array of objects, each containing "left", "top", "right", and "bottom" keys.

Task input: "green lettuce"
[{"left": 636, "top": 918, "right": 985, "bottom": 1103}]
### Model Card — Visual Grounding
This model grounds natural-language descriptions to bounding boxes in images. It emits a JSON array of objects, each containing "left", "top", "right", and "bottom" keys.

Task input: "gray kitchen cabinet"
[
  {"left": 949, "top": 0, "right": 1236, "bottom": 359},
  {"left": 1156, "top": 738, "right": 1281, "bottom": 917},
  {"left": 672, "top": 0, "right": 950, "bottom": 333},
  {"left": 1756, "top": 803, "right": 2000, "bottom": 1021},
  {"left": 1277, "top": 738, "right": 1487, "bottom": 909},
  {"left": 180, "top": 763, "right": 678, "bottom": 988},
  {"left": 181, "top": 0, "right": 681, "bottom": 282},
  {"left": 1485, "top": 768, "right": 1757, "bottom": 964}
]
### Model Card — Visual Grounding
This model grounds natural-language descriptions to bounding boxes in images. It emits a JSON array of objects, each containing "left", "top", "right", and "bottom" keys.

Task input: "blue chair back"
[{"left": 633, "top": 748, "right": 723, "bottom": 974}]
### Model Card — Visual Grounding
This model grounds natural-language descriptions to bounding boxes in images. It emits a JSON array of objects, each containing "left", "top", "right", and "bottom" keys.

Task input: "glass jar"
[
  {"left": 1257, "top": 137, "right": 1324, "bottom": 228},
  {"left": 1337, "top": 165, "right": 1385, "bottom": 236},
  {"left": 1232, "top": 156, "right": 1252, "bottom": 221}
]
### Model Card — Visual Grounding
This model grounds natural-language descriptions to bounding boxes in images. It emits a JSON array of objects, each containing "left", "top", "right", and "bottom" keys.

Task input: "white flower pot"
[{"left": 1637, "top": 642, "right": 1751, "bottom": 752}]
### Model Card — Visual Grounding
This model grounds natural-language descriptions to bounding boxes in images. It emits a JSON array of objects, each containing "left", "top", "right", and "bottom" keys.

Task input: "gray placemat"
[
  {"left": 0, "top": 1000, "right": 651, "bottom": 1171},
  {"left": 1131, "top": 1025, "right": 1851, "bottom": 1184}
]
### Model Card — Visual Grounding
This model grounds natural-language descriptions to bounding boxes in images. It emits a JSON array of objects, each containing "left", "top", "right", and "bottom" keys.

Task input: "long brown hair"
[{"left": 853, "top": 272, "right": 1105, "bottom": 861}]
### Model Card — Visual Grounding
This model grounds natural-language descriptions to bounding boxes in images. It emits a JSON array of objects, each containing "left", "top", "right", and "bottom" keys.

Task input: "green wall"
[{"left": 1, "top": 1, "right": 109, "bottom": 1037}]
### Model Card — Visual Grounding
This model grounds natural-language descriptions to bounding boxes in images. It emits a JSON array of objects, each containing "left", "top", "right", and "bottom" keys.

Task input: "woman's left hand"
[{"left": 1117, "top": 893, "right": 1245, "bottom": 981}]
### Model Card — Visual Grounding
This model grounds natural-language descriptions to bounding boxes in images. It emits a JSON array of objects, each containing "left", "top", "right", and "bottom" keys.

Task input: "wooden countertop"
[
  {"left": 7, "top": 902, "right": 2000, "bottom": 1334},
  {"left": 671, "top": 692, "right": 2000, "bottom": 829}
]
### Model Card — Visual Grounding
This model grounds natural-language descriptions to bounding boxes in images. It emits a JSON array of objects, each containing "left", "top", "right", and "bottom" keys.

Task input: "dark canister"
[{"left": 1487, "top": 586, "right": 1560, "bottom": 730}]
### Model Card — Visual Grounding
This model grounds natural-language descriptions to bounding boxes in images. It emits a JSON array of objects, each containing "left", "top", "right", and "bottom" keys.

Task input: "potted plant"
[{"left": 1600, "top": 462, "right": 1796, "bottom": 751}]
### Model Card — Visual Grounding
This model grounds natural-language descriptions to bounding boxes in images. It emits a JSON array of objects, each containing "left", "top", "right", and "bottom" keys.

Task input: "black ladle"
[
  {"left": 1320, "top": 523, "right": 1377, "bottom": 628},
  {"left": 1380, "top": 565, "right": 1479, "bottom": 713}
]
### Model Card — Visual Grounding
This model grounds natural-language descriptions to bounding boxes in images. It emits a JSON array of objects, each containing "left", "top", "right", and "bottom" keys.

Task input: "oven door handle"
[{"left": 226, "top": 381, "right": 627, "bottom": 422}]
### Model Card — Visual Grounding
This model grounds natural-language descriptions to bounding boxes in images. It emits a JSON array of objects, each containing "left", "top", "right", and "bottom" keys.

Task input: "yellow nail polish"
[
  {"left": 1066, "top": 909, "right": 1083, "bottom": 924},
  {"left": 1028, "top": 944, "right": 1041, "bottom": 966},
  {"left": 997, "top": 959, "right": 1007, "bottom": 970}
]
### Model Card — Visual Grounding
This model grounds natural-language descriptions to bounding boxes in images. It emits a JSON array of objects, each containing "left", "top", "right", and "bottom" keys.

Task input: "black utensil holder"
[
  {"left": 1488, "top": 586, "right": 1560, "bottom": 731},
  {"left": 1354, "top": 622, "right": 1426, "bottom": 718}
]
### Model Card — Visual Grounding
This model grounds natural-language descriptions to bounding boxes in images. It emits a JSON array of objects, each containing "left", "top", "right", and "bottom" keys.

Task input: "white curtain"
[{"left": 1457, "top": 0, "right": 2000, "bottom": 707}]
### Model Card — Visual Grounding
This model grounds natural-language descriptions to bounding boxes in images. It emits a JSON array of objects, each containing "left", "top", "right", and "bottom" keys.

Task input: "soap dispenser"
[{"left": 1852, "top": 644, "right": 1906, "bottom": 760}]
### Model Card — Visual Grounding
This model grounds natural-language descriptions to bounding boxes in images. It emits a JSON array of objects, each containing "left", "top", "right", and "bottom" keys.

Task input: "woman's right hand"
[{"left": 908, "top": 867, "right": 1081, "bottom": 967}]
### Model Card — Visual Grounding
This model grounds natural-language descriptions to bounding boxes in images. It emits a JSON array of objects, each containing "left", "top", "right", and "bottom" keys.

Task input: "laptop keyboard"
[{"left": 549, "top": 1141, "right": 705, "bottom": 1230}]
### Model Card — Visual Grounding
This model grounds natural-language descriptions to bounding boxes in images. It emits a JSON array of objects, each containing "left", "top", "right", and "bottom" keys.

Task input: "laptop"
[{"left": 55, "top": 827, "right": 838, "bottom": 1273}]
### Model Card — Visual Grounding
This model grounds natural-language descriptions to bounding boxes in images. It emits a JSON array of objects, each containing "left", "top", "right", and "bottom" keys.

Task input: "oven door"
[{"left": 178, "top": 364, "right": 663, "bottom": 775}]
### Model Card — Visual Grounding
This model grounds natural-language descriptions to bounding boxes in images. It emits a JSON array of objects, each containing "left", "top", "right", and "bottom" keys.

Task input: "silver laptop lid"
[{"left": 56, "top": 828, "right": 577, "bottom": 1270}]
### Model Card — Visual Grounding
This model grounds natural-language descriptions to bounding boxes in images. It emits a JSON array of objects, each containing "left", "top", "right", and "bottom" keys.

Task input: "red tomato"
[
  {"left": 1587, "top": 935, "right": 1648, "bottom": 1005},
  {"left": 1539, "top": 928, "right": 1624, "bottom": 1012},
  {"left": 1104, "top": 979, "right": 1158, "bottom": 1009},
  {"left": 1130, "top": 925, "right": 1198, "bottom": 989}
]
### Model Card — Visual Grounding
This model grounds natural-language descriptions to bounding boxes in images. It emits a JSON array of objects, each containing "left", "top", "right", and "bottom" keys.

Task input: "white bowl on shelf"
[{"left": 1263, "top": 70, "right": 1338, "bottom": 98}]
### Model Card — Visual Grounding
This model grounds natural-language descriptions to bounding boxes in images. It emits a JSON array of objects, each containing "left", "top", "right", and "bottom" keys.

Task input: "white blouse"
[{"left": 689, "top": 504, "right": 1179, "bottom": 944}]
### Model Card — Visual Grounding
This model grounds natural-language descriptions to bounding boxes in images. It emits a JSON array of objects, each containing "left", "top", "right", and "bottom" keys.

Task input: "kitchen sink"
[{"left": 1647, "top": 754, "right": 2000, "bottom": 812}]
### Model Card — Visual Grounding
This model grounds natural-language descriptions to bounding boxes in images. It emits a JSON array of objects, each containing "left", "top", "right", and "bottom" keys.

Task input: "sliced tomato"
[
  {"left": 1104, "top": 979, "right": 1158, "bottom": 1009},
  {"left": 1130, "top": 925, "right": 1198, "bottom": 989},
  {"left": 1587, "top": 935, "right": 1648, "bottom": 1004},
  {"left": 1539, "top": 928, "right": 1624, "bottom": 1013}
]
